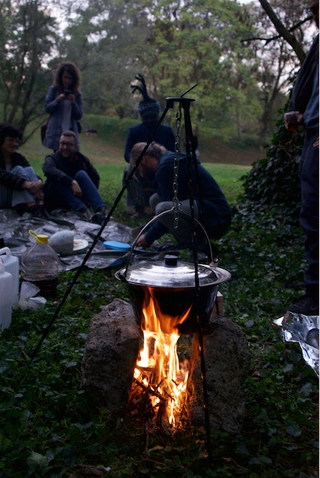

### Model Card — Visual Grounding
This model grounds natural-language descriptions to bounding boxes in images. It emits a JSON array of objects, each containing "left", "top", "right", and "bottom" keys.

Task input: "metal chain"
[{"left": 173, "top": 105, "right": 182, "bottom": 229}]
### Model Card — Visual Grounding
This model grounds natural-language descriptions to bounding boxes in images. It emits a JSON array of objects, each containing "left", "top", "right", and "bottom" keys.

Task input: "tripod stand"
[{"left": 30, "top": 89, "right": 213, "bottom": 456}]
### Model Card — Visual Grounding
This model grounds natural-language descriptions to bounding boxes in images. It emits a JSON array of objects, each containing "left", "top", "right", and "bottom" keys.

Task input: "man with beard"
[{"left": 42, "top": 130, "right": 107, "bottom": 224}]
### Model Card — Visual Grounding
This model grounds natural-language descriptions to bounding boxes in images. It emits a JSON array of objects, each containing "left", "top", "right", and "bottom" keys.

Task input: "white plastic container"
[
  {"left": 0, "top": 260, "right": 13, "bottom": 330},
  {"left": 21, "top": 230, "right": 60, "bottom": 298},
  {"left": 0, "top": 247, "right": 19, "bottom": 306}
]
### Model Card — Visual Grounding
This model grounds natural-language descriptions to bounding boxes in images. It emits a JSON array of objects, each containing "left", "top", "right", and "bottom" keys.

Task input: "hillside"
[{"left": 22, "top": 114, "right": 263, "bottom": 167}]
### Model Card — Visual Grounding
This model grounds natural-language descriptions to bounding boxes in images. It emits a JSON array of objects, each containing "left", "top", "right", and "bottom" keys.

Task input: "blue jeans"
[
  {"left": 299, "top": 129, "right": 319, "bottom": 297},
  {"left": 0, "top": 166, "right": 38, "bottom": 208},
  {"left": 45, "top": 170, "right": 106, "bottom": 212}
]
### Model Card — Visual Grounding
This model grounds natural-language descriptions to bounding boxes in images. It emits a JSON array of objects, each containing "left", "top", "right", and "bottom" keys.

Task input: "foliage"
[
  {"left": 0, "top": 0, "right": 316, "bottom": 147},
  {"left": 0, "top": 170, "right": 318, "bottom": 477},
  {"left": 0, "top": 0, "right": 57, "bottom": 133},
  {"left": 240, "top": 111, "right": 305, "bottom": 221}
]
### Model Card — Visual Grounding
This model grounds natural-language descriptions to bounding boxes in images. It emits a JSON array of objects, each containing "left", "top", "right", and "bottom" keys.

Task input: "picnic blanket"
[
  {"left": 0, "top": 209, "right": 201, "bottom": 272},
  {"left": 0, "top": 209, "right": 135, "bottom": 271}
]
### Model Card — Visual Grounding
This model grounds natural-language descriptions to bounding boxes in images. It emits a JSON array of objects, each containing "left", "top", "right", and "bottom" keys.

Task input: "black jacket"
[
  {"left": 290, "top": 34, "right": 319, "bottom": 113},
  {"left": 42, "top": 151, "right": 100, "bottom": 188},
  {"left": 0, "top": 152, "right": 31, "bottom": 190}
]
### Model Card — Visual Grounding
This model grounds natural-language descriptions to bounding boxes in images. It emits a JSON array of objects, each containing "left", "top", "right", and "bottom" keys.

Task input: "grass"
[{"left": 0, "top": 130, "right": 318, "bottom": 477}]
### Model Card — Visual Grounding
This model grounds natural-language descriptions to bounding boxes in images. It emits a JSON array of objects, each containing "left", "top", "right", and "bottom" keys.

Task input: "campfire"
[
  {"left": 116, "top": 256, "right": 231, "bottom": 429},
  {"left": 128, "top": 287, "right": 193, "bottom": 428}
]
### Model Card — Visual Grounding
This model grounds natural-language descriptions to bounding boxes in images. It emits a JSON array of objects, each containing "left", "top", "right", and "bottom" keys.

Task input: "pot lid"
[{"left": 120, "top": 255, "right": 231, "bottom": 288}]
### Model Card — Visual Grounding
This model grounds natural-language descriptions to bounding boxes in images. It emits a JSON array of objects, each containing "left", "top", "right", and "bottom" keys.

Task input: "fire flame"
[{"left": 133, "top": 287, "right": 191, "bottom": 427}]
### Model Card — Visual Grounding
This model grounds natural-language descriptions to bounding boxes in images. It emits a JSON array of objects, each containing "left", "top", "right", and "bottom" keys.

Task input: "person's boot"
[
  {"left": 287, "top": 295, "right": 319, "bottom": 316},
  {"left": 79, "top": 208, "right": 92, "bottom": 220}
]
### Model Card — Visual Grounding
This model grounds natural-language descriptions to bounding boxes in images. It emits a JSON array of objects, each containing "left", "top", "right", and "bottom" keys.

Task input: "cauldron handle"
[{"left": 125, "top": 207, "right": 215, "bottom": 277}]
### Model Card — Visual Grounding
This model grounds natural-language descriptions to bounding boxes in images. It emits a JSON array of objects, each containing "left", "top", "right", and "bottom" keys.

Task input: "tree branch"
[
  {"left": 241, "top": 15, "right": 313, "bottom": 46},
  {"left": 257, "top": 0, "right": 307, "bottom": 64}
]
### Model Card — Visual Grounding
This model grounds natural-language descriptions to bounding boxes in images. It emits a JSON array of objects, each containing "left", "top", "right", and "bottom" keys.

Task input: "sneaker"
[
  {"left": 32, "top": 205, "right": 51, "bottom": 219},
  {"left": 287, "top": 295, "right": 319, "bottom": 316},
  {"left": 20, "top": 204, "right": 50, "bottom": 219},
  {"left": 92, "top": 207, "right": 107, "bottom": 225}
]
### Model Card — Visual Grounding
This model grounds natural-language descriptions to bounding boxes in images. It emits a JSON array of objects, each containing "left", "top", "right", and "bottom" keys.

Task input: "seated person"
[
  {"left": 42, "top": 130, "right": 107, "bottom": 224},
  {"left": 0, "top": 123, "right": 46, "bottom": 216},
  {"left": 130, "top": 142, "right": 232, "bottom": 250},
  {"left": 123, "top": 74, "right": 175, "bottom": 218}
]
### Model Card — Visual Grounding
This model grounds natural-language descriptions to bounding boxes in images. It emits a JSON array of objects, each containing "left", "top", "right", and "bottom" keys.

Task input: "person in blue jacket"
[
  {"left": 124, "top": 74, "right": 175, "bottom": 218},
  {"left": 43, "top": 62, "right": 83, "bottom": 152},
  {"left": 131, "top": 142, "right": 232, "bottom": 250}
]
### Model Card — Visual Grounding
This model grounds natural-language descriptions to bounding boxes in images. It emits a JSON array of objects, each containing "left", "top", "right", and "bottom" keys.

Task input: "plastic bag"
[{"left": 18, "top": 281, "right": 47, "bottom": 310}]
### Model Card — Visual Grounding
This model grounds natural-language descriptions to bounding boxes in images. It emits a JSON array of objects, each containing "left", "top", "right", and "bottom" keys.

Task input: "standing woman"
[{"left": 43, "top": 62, "right": 83, "bottom": 152}]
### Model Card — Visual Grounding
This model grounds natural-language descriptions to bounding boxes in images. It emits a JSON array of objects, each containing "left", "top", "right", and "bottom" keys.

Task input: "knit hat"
[{"left": 131, "top": 74, "right": 160, "bottom": 120}]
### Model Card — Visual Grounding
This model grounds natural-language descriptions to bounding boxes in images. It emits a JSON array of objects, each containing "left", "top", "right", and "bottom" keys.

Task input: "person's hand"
[
  {"left": 284, "top": 111, "right": 303, "bottom": 131},
  {"left": 22, "top": 180, "right": 42, "bottom": 194},
  {"left": 71, "top": 180, "right": 82, "bottom": 197},
  {"left": 313, "top": 137, "right": 319, "bottom": 148},
  {"left": 57, "top": 93, "right": 66, "bottom": 102},
  {"left": 67, "top": 93, "right": 76, "bottom": 104},
  {"left": 30, "top": 180, "right": 43, "bottom": 194},
  {"left": 135, "top": 234, "right": 151, "bottom": 248}
]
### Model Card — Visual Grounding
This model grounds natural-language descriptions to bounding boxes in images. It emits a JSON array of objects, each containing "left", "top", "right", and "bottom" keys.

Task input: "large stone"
[
  {"left": 81, "top": 299, "right": 140, "bottom": 414},
  {"left": 188, "top": 316, "right": 251, "bottom": 434}
]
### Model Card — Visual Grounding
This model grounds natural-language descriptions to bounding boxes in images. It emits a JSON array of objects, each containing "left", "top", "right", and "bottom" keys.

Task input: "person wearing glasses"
[
  {"left": 0, "top": 123, "right": 46, "bottom": 216},
  {"left": 42, "top": 130, "right": 107, "bottom": 224}
]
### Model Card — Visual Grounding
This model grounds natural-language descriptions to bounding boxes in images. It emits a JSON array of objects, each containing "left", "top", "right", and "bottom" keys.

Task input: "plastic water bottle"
[
  {"left": 0, "top": 259, "right": 13, "bottom": 330},
  {"left": 0, "top": 247, "right": 20, "bottom": 306},
  {"left": 21, "top": 230, "right": 60, "bottom": 298}
]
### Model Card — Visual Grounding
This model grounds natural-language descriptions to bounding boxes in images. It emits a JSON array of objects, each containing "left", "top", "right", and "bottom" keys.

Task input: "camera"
[{"left": 64, "top": 90, "right": 71, "bottom": 96}]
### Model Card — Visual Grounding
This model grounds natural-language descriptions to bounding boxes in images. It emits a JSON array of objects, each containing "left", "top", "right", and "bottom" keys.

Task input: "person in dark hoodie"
[
  {"left": 284, "top": 0, "right": 319, "bottom": 316},
  {"left": 130, "top": 142, "right": 231, "bottom": 250},
  {"left": 123, "top": 74, "right": 175, "bottom": 218},
  {"left": 42, "top": 130, "right": 107, "bottom": 224}
]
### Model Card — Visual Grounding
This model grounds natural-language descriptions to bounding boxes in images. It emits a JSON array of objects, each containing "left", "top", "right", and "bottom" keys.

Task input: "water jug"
[
  {"left": 21, "top": 230, "right": 60, "bottom": 298},
  {"left": 0, "top": 247, "right": 19, "bottom": 306},
  {"left": 0, "top": 260, "right": 13, "bottom": 330}
]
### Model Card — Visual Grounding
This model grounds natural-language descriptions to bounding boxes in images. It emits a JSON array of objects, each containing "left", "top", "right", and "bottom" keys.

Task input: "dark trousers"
[{"left": 299, "top": 129, "right": 319, "bottom": 298}]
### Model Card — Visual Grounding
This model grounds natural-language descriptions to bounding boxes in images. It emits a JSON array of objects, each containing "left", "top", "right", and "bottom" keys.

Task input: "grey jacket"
[{"left": 43, "top": 85, "right": 83, "bottom": 151}]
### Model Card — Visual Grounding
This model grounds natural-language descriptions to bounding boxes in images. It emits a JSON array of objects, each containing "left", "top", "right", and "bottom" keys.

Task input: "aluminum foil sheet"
[{"left": 274, "top": 313, "right": 319, "bottom": 376}]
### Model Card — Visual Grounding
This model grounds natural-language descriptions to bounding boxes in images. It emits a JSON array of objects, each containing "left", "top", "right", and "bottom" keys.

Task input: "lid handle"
[{"left": 165, "top": 255, "right": 178, "bottom": 267}]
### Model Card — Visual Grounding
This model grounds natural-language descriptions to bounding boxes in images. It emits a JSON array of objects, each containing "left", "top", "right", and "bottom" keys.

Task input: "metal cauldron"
[{"left": 115, "top": 210, "right": 231, "bottom": 334}]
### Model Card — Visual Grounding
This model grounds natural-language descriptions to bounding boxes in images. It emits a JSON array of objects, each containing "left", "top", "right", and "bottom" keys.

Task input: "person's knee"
[
  {"left": 154, "top": 201, "right": 172, "bottom": 215},
  {"left": 11, "top": 165, "right": 27, "bottom": 178},
  {"left": 150, "top": 193, "right": 162, "bottom": 212},
  {"left": 75, "top": 170, "right": 89, "bottom": 182}
]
